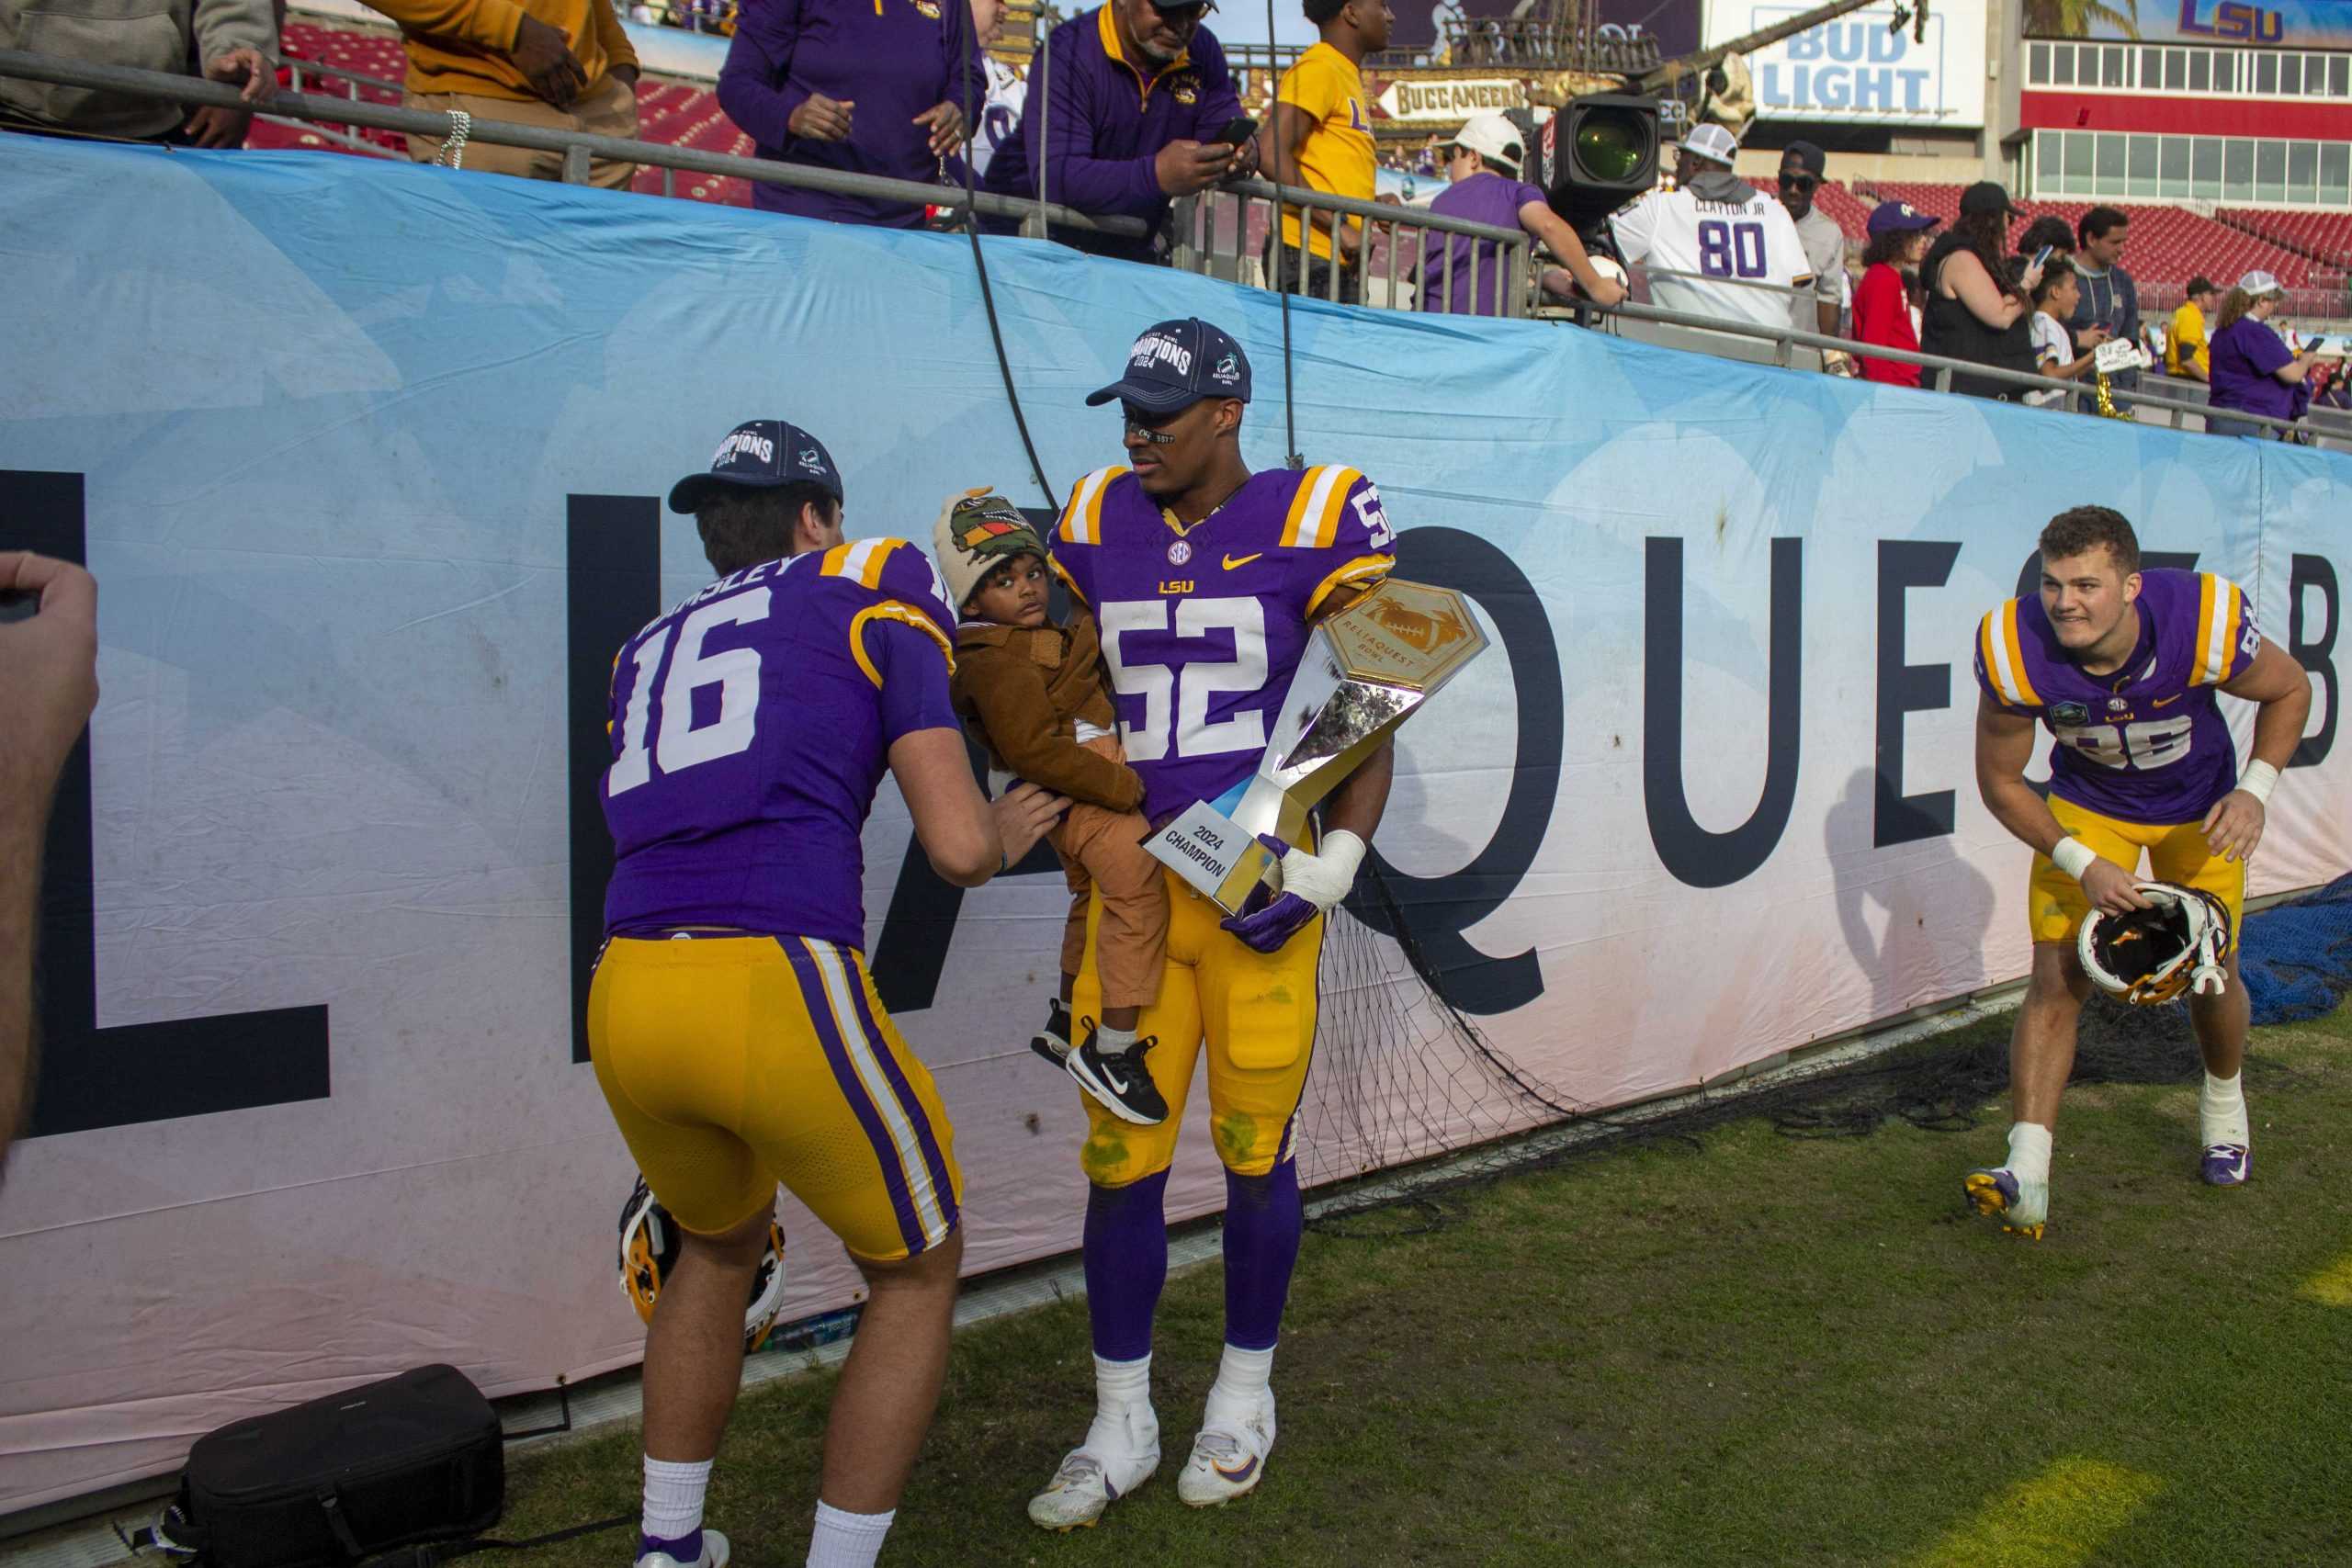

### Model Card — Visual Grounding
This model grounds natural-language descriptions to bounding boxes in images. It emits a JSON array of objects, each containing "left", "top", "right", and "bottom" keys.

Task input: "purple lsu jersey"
[
  {"left": 1974, "top": 568, "right": 2261, "bottom": 824},
  {"left": 1052, "top": 463, "right": 1397, "bottom": 826},
  {"left": 601, "top": 538, "right": 961, "bottom": 949}
]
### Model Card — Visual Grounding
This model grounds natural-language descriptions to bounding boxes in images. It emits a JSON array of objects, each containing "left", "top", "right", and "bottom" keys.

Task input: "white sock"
[
  {"left": 641, "top": 1455, "right": 711, "bottom": 1541},
  {"left": 2007, "top": 1122, "right": 2053, "bottom": 1187},
  {"left": 806, "top": 1501, "right": 893, "bottom": 1568},
  {"left": 1095, "top": 1023, "right": 1138, "bottom": 1053},
  {"left": 1084, "top": 1352, "right": 1153, "bottom": 1451},
  {"left": 1204, "top": 1343, "right": 1274, "bottom": 1423},
  {"left": 2200, "top": 1071, "right": 2250, "bottom": 1145}
]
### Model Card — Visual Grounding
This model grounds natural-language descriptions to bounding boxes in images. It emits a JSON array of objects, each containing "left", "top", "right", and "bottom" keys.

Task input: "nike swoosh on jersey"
[
  {"left": 2154, "top": 693, "right": 2184, "bottom": 707},
  {"left": 1223, "top": 551, "right": 1264, "bottom": 570}
]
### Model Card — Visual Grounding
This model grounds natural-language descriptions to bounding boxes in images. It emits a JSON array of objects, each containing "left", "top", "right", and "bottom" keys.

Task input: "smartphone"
[
  {"left": 1212, "top": 116, "right": 1259, "bottom": 147},
  {"left": 2030, "top": 244, "right": 2054, "bottom": 271}
]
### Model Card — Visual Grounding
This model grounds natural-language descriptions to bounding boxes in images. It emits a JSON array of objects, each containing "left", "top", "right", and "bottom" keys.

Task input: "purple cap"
[
  {"left": 1085, "top": 318, "right": 1252, "bottom": 414},
  {"left": 1867, "top": 199, "right": 1941, "bottom": 236}
]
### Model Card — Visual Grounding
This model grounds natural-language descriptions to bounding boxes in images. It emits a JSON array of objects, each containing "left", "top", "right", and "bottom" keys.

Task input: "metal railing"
[
  {"left": 0, "top": 49, "right": 1147, "bottom": 238},
  {"left": 1170, "top": 178, "right": 1532, "bottom": 317},
  {"left": 0, "top": 48, "right": 2329, "bottom": 446}
]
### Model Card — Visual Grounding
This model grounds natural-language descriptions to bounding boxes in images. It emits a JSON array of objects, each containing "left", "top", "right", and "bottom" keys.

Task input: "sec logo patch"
[{"left": 1167, "top": 539, "right": 1193, "bottom": 566}]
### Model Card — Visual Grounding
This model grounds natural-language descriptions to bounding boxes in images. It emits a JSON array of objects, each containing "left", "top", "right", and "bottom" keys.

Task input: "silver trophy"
[{"left": 1144, "top": 578, "right": 1490, "bottom": 913}]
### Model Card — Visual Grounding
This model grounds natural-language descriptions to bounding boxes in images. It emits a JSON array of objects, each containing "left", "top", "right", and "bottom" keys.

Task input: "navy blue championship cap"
[
  {"left": 667, "top": 419, "right": 843, "bottom": 513},
  {"left": 1085, "top": 319, "right": 1252, "bottom": 414}
]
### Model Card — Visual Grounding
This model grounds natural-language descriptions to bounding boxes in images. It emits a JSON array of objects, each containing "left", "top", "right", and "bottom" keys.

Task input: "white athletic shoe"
[
  {"left": 1026, "top": 1406, "right": 1159, "bottom": 1531},
  {"left": 635, "top": 1529, "right": 729, "bottom": 1568},
  {"left": 1178, "top": 1390, "right": 1276, "bottom": 1507}
]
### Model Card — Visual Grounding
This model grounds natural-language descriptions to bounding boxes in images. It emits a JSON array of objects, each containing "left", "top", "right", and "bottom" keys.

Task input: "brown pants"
[
  {"left": 1051, "top": 738, "right": 1167, "bottom": 1011},
  {"left": 405, "top": 73, "right": 639, "bottom": 189}
]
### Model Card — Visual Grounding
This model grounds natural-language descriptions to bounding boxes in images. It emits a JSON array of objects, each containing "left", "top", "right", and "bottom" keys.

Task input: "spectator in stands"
[
  {"left": 718, "top": 0, "right": 978, "bottom": 226},
  {"left": 1851, "top": 199, "right": 1938, "bottom": 388},
  {"left": 1261, "top": 0, "right": 1387, "bottom": 303},
  {"left": 1416, "top": 111, "right": 1623, "bottom": 315},
  {"left": 2069, "top": 206, "right": 2139, "bottom": 392},
  {"left": 2167, "top": 276, "right": 2219, "bottom": 384},
  {"left": 2016, "top": 214, "right": 2075, "bottom": 266},
  {"left": 967, "top": 0, "right": 1026, "bottom": 181},
  {"left": 1918, "top": 181, "right": 2041, "bottom": 400},
  {"left": 1609, "top": 123, "right": 1814, "bottom": 335},
  {"left": 2208, "top": 269, "right": 2322, "bottom": 439},
  {"left": 1774, "top": 141, "right": 1842, "bottom": 337},
  {"left": 379, "top": 0, "right": 640, "bottom": 186},
  {"left": 981, "top": 0, "right": 1247, "bottom": 264},
  {"left": 0, "top": 0, "right": 273, "bottom": 144},
  {"left": 2022, "top": 256, "right": 2109, "bottom": 408}
]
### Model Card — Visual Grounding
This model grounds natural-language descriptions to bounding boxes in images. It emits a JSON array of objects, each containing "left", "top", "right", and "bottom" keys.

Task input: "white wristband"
[
  {"left": 2050, "top": 836, "right": 2099, "bottom": 882},
  {"left": 1279, "top": 829, "right": 1366, "bottom": 912},
  {"left": 2237, "top": 759, "right": 2279, "bottom": 807}
]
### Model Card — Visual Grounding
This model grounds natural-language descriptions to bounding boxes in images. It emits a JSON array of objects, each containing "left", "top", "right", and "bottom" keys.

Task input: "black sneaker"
[
  {"left": 1066, "top": 1021, "right": 1169, "bottom": 1126},
  {"left": 1030, "top": 997, "right": 1074, "bottom": 1067}
]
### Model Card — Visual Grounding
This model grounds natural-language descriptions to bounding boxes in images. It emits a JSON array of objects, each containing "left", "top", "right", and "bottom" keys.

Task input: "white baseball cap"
[
  {"left": 2236, "top": 269, "right": 2284, "bottom": 298},
  {"left": 1452, "top": 112, "right": 1525, "bottom": 175},
  {"left": 1680, "top": 122, "right": 1740, "bottom": 167}
]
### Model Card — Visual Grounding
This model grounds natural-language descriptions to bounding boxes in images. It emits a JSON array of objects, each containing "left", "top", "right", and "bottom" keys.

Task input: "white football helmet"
[
  {"left": 618, "top": 1175, "right": 787, "bottom": 1352},
  {"left": 2077, "top": 882, "right": 2232, "bottom": 1006}
]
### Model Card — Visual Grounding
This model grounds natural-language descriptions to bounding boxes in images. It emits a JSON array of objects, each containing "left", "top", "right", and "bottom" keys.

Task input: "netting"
[{"left": 1299, "top": 869, "right": 2352, "bottom": 1238}]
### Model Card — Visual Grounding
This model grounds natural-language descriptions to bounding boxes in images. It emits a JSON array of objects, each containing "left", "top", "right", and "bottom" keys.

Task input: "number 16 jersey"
[
  {"left": 1052, "top": 464, "right": 1396, "bottom": 826},
  {"left": 1973, "top": 568, "right": 2259, "bottom": 826}
]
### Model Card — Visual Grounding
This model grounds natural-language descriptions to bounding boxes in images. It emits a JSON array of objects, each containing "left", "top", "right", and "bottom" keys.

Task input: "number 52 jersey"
[
  {"left": 600, "top": 540, "right": 961, "bottom": 948},
  {"left": 1052, "top": 463, "right": 1396, "bottom": 827},
  {"left": 1974, "top": 569, "right": 2260, "bottom": 826}
]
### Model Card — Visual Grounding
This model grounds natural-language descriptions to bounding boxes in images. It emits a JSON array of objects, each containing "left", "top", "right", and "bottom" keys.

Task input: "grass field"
[{"left": 503, "top": 1004, "right": 2352, "bottom": 1567}]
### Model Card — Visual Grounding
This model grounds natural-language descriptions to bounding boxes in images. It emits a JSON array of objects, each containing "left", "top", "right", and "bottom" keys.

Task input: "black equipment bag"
[{"left": 164, "top": 1364, "right": 503, "bottom": 1566}]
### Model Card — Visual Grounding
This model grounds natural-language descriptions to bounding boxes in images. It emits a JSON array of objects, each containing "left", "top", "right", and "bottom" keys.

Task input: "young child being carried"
[{"left": 932, "top": 491, "right": 1170, "bottom": 1127}]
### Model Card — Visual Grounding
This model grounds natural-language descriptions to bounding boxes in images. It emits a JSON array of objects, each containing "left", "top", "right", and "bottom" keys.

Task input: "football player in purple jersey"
[
  {"left": 1026, "top": 320, "right": 1398, "bottom": 1529},
  {"left": 1970, "top": 505, "right": 2311, "bottom": 1239},
  {"left": 592, "top": 421, "right": 1065, "bottom": 1568}
]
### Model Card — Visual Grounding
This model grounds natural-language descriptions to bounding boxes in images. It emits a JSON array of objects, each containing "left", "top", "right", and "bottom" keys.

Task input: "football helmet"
[
  {"left": 2076, "top": 881, "right": 2232, "bottom": 1006},
  {"left": 618, "top": 1175, "right": 787, "bottom": 1352}
]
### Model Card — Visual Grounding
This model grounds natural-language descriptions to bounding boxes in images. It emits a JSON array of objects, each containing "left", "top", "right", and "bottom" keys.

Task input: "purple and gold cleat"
[
  {"left": 1962, "top": 1166, "right": 2045, "bottom": 1241},
  {"left": 2200, "top": 1143, "right": 2252, "bottom": 1187}
]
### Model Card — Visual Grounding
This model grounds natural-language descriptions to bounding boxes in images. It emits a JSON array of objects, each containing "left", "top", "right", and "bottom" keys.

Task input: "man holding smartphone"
[
  {"left": 982, "top": 0, "right": 1252, "bottom": 265},
  {"left": 1260, "top": 0, "right": 1390, "bottom": 304}
]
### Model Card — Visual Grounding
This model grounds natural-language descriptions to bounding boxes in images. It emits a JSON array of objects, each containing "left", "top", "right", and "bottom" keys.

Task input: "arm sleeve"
[
  {"left": 872, "top": 620, "right": 963, "bottom": 743},
  {"left": 715, "top": 0, "right": 808, "bottom": 151},
  {"left": 2204, "top": 575, "right": 2263, "bottom": 685},
  {"left": 938, "top": 0, "right": 983, "bottom": 118},
  {"left": 961, "top": 650, "right": 1145, "bottom": 808},
  {"left": 1302, "top": 472, "right": 1399, "bottom": 619},
  {"left": 1035, "top": 35, "right": 1165, "bottom": 216},
  {"left": 2244, "top": 324, "right": 2294, "bottom": 377},
  {"left": 1973, "top": 609, "right": 2039, "bottom": 717},
  {"left": 591, "top": 0, "right": 638, "bottom": 71},
  {"left": 193, "top": 0, "right": 278, "bottom": 63},
  {"left": 1186, "top": 34, "right": 1241, "bottom": 135},
  {"left": 358, "top": 0, "right": 521, "bottom": 51},
  {"left": 876, "top": 543, "right": 961, "bottom": 648},
  {"left": 1769, "top": 209, "right": 1813, "bottom": 287}
]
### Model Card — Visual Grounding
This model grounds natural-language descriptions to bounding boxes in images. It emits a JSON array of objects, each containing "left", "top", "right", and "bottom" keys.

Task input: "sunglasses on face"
[
  {"left": 1778, "top": 173, "right": 1819, "bottom": 191},
  {"left": 1122, "top": 405, "right": 1182, "bottom": 444},
  {"left": 1146, "top": 0, "right": 1211, "bottom": 19}
]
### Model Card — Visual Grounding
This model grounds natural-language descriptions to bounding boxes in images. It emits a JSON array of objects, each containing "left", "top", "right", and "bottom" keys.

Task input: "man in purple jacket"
[
  {"left": 717, "top": 0, "right": 983, "bottom": 228},
  {"left": 983, "top": 0, "right": 1251, "bottom": 263}
]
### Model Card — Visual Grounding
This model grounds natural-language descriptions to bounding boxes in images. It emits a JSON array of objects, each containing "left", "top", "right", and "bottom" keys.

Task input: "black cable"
[
  {"left": 1265, "top": 0, "right": 1303, "bottom": 468},
  {"left": 955, "top": 1, "right": 1060, "bottom": 513}
]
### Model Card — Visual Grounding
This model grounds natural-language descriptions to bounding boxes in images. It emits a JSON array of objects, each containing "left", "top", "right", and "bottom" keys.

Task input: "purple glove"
[{"left": 1219, "top": 834, "right": 1317, "bottom": 953}]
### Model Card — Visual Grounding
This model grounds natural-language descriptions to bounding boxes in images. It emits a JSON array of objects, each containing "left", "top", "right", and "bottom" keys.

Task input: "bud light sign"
[{"left": 1705, "top": 0, "right": 1987, "bottom": 127}]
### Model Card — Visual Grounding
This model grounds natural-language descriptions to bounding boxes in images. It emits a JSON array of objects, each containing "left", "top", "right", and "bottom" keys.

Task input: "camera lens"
[{"left": 1575, "top": 109, "right": 1648, "bottom": 182}]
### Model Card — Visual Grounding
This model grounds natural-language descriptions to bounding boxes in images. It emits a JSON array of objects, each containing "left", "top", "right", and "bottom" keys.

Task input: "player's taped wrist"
[
  {"left": 2050, "top": 835, "right": 2099, "bottom": 882},
  {"left": 2236, "top": 759, "right": 2279, "bottom": 807},
  {"left": 1278, "top": 829, "right": 1365, "bottom": 913}
]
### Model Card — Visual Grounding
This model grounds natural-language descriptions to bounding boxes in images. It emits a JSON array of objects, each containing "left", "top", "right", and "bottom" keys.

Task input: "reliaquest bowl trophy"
[{"left": 1144, "top": 578, "right": 1490, "bottom": 913}]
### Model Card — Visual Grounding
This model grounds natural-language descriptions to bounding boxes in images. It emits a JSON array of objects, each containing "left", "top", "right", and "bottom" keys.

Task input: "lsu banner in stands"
[
  {"left": 0, "top": 137, "right": 2345, "bottom": 1512},
  {"left": 2031, "top": 0, "right": 2352, "bottom": 50}
]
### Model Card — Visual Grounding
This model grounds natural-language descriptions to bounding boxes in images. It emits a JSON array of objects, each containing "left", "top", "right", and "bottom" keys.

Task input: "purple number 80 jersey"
[
  {"left": 600, "top": 539, "right": 961, "bottom": 949},
  {"left": 1051, "top": 463, "right": 1397, "bottom": 826}
]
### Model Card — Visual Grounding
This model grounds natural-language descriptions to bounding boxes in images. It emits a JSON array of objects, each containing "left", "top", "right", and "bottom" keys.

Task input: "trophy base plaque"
[{"left": 1147, "top": 799, "right": 1280, "bottom": 913}]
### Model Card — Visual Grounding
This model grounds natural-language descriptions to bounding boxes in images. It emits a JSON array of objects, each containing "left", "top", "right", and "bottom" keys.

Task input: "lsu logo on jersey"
[{"left": 1170, "top": 73, "right": 1199, "bottom": 105}]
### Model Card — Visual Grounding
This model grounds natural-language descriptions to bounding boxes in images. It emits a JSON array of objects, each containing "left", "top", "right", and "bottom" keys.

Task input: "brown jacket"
[{"left": 951, "top": 616, "right": 1143, "bottom": 813}]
